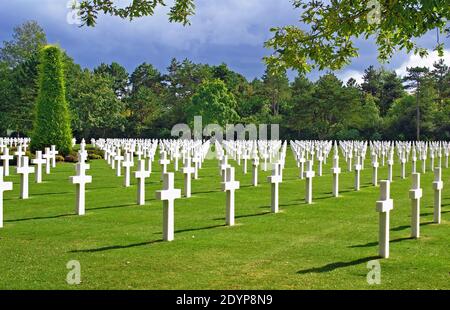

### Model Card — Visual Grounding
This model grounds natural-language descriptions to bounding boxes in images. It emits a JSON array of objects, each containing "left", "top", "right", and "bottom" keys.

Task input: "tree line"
[{"left": 0, "top": 21, "right": 449, "bottom": 141}]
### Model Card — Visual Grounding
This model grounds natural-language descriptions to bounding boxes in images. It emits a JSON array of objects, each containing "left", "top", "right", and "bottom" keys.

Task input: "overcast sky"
[{"left": 1, "top": 0, "right": 449, "bottom": 83}]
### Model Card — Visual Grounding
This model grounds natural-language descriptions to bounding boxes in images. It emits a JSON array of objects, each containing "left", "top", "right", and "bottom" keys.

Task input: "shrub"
[
  {"left": 55, "top": 155, "right": 65, "bottom": 162},
  {"left": 64, "top": 151, "right": 79, "bottom": 163},
  {"left": 88, "top": 154, "right": 102, "bottom": 160},
  {"left": 31, "top": 45, "right": 72, "bottom": 156}
]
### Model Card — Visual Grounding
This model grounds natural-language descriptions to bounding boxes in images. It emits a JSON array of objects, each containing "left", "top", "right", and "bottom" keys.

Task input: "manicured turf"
[{"left": 0, "top": 149, "right": 449, "bottom": 289}]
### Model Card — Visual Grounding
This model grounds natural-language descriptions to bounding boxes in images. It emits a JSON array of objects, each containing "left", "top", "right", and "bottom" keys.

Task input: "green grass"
[{"left": 0, "top": 150, "right": 449, "bottom": 290}]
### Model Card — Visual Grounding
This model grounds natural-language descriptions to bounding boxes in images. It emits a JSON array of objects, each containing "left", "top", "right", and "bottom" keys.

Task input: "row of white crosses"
[
  {"left": 376, "top": 165, "right": 444, "bottom": 259},
  {"left": 0, "top": 137, "right": 60, "bottom": 227}
]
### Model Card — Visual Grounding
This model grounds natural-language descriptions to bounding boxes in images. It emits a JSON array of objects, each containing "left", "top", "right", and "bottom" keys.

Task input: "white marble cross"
[
  {"left": 411, "top": 147, "right": 417, "bottom": 173},
  {"left": 43, "top": 147, "right": 52, "bottom": 175},
  {"left": 135, "top": 159, "right": 150, "bottom": 205},
  {"left": 372, "top": 154, "right": 379, "bottom": 186},
  {"left": 17, "top": 156, "right": 35, "bottom": 199},
  {"left": 354, "top": 155, "right": 362, "bottom": 191},
  {"left": 409, "top": 173, "right": 422, "bottom": 238},
  {"left": 220, "top": 155, "right": 230, "bottom": 182},
  {"left": 159, "top": 151, "right": 170, "bottom": 181},
  {"left": 192, "top": 155, "right": 200, "bottom": 180},
  {"left": 0, "top": 147, "right": 13, "bottom": 177},
  {"left": 432, "top": 167, "right": 443, "bottom": 224},
  {"left": 376, "top": 180, "right": 394, "bottom": 258},
  {"left": 156, "top": 172, "right": 181, "bottom": 241},
  {"left": 0, "top": 167, "right": 13, "bottom": 228},
  {"left": 221, "top": 166, "right": 240, "bottom": 226},
  {"left": 252, "top": 156, "right": 259, "bottom": 187},
  {"left": 304, "top": 160, "right": 315, "bottom": 204},
  {"left": 122, "top": 152, "right": 133, "bottom": 187},
  {"left": 242, "top": 152, "right": 249, "bottom": 175},
  {"left": 69, "top": 162, "right": 92, "bottom": 215},
  {"left": 387, "top": 150, "right": 394, "bottom": 182},
  {"left": 267, "top": 163, "right": 282, "bottom": 213},
  {"left": 15, "top": 146, "right": 25, "bottom": 169},
  {"left": 400, "top": 152, "right": 406, "bottom": 179},
  {"left": 173, "top": 150, "right": 180, "bottom": 172},
  {"left": 50, "top": 145, "right": 59, "bottom": 168},
  {"left": 332, "top": 153, "right": 341, "bottom": 197},
  {"left": 32, "top": 151, "right": 46, "bottom": 183},
  {"left": 317, "top": 154, "right": 324, "bottom": 177},
  {"left": 114, "top": 148, "right": 124, "bottom": 177},
  {"left": 298, "top": 153, "right": 306, "bottom": 180},
  {"left": 182, "top": 157, "right": 194, "bottom": 198}
]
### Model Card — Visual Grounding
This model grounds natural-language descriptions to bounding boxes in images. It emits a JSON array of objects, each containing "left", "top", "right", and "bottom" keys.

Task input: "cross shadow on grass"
[
  {"left": 420, "top": 210, "right": 450, "bottom": 216},
  {"left": 297, "top": 255, "right": 380, "bottom": 274},
  {"left": 348, "top": 236, "right": 414, "bottom": 248},
  {"left": 391, "top": 221, "right": 435, "bottom": 231},
  {"left": 31, "top": 191, "right": 71, "bottom": 197},
  {"left": 5, "top": 213, "right": 74, "bottom": 223},
  {"left": 153, "top": 223, "right": 227, "bottom": 235},
  {"left": 191, "top": 189, "right": 221, "bottom": 195},
  {"left": 212, "top": 211, "right": 271, "bottom": 221},
  {"left": 87, "top": 203, "right": 138, "bottom": 211},
  {"left": 69, "top": 239, "right": 163, "bottom": 253}
]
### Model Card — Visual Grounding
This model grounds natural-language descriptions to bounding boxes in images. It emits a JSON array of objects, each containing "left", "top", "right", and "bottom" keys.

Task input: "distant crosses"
[
  {"left": 304, "top": 160, "right": 315, "bottom": 204},
  {"left": 135, "top": 160, "right": 150, "bottom": 205},
  {"left": 0, "top": 147, "right": 13, "bottom": 176},
  {"left": 252, "top": 156, "right": 259, "bottom": 187},
  {"left": 50, "top": 145, "right": 58, "bottom": 168},
  {"left": 354, "top": 155, "right": 362, "bottom": 191},
  {"left": 331, "top": 150, "right": 341, "bottom": 197},
  {"left": 409, "top": 173, "right": 422, "bottom": 239},
  {"left": 70, "top": 161, "right": 92, "bottom": 216},
  {"left": 376, "top": 180, "right": 394, "bottom": 259},
  {"left": 0, "top": 167, "right": 13, "bottom": 228},
  {"left": 372, "top": 153, "right": 379, "bottom": 186},
  {"left": 156, "top": 173, "right": 181, "bottom": 242},
  {"left": 122, "top": 152, "right": 133, "bottom": 187},
  {"left": 16, "top": 156, "right": 35, "bottom": 199},
  {"left": 221, "top": 167, "right": 240, "bottom": 226},
  {"left": 182, "top": 157, "right": 194, "bottom": 198},
  {"left": 32, "top": 151, "right": 46, "bottom": 183},
  {"left": 43, "top": 147, "right": 53, "bottom": 175},
  {"left": 114, "top": 148, "right": 124, "bottom": 177},
  {"left": 267, "top": 163, "right": 282, "bottom": 213},
  {"left": 159, "top": 151, "right": 170, "bottom": 181},
  {"left": 15, "top": 146, "right": 25, "bottom": 169},
  {"left": 432, "top": 168, "right": 443, "bottom": 224}
]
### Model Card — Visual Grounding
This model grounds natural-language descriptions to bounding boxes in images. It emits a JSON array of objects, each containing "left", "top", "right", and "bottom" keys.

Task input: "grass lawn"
[{"left": 0, "top": 149, "right": 449, "bottom": 290}]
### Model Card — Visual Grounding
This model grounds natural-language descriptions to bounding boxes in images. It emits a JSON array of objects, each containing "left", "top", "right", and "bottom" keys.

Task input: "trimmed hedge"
[{"left": 31, "top": 45, "right": 72, "bottom": 156}]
